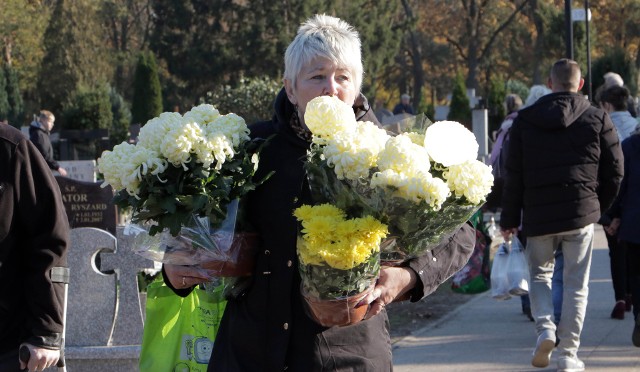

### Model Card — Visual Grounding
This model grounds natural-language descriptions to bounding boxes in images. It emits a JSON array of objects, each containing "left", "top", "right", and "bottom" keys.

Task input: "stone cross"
[
  {"left": 66, "top": 228, "right": 118, "bottom": 347},
  {"left": 99, "top": 227, "right": 157, "bottom": 346}
]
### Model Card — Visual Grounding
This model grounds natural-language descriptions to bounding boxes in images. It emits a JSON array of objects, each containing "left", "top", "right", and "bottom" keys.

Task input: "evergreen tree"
[
  {"left": 0, "top": 68, "right": 9, "bottom": 121},
  {"left": 592, "top": 47, "right": 638, "bottom": 97},
  {"left": 204, "top": 76, "right": 281, "bottom": 125},
  {"left": 109, "top": 86, "right": 132, "bottom": 145},
  {"left": 506, "top": 80, "right": 530, "bottom": 104},
  {"left": 5, "top": 65, "right": 24, "bottom": 126},
  {"left": 37, "top": 0, "right": 112, "bottom": 119},
  {"left": 63, "top": 86, "right": 113, "bottom": 131},
  {"left": 340, "top": 0, "right": 402, "bottom": 100},
  {"left": 448, "top": 73, "right": 471, "bottom": 129},
  {"left": 487, "top": 75, "right": 506, "bottom": 135},
  {"left": 37, "top": 0, "right": 80, "bottom": 115},
  {"left": 131, "top": 51, "right": 162, "bottom": 125}
]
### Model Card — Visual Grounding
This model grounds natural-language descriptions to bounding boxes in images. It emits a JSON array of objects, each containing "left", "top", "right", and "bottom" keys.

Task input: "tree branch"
[
  {"left": 479, "top": 0, "right": 529, "bottom": 60},
  {"left": 446, "top": 36, "right": 468, "bottom": 60}
]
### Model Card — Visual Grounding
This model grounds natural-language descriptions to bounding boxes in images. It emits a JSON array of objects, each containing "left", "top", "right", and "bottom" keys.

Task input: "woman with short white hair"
[{"left": 164, "top": 14, "right": 475, "bottom": 371}]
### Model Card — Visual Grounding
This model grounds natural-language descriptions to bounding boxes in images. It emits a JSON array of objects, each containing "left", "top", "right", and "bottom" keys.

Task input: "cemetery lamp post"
[
  {"left": 584, "top": 0, "right": 592, "bottom": 101},
  {"left": 565, "top": 0, "right": 573, "bottom": 60}
]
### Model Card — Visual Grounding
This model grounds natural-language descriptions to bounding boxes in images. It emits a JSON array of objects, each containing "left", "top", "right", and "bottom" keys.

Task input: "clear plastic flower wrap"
[{"left": 125, "top": 200, "right": 258, "bottom": 277}]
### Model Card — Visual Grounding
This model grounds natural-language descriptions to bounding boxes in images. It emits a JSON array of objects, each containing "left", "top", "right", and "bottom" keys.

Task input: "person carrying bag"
[{"left": 139, "top": 278, "right": 226, "bottom": 371}]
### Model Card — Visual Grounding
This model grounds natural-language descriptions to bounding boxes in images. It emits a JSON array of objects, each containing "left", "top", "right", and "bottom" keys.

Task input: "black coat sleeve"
[
  {"left": 404, "top": 221, "right": 476, "bottom": 301},
  {"left": 500, "top": 118, "right": 525, "bottom": 230},
  {"left": 15, "top": 138, "right": 69, "bottom": 349},
  {"left": 597, "top": 113, "right": 624, "bottom": 213}
]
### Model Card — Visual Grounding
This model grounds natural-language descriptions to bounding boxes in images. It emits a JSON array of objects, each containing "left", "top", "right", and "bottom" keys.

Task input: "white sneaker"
[
  {"left": 531, "top": 330, "right": 556, "bottom": 368},
  {"left": 557, "top": 355, "right": 585, "bottom": 372}
]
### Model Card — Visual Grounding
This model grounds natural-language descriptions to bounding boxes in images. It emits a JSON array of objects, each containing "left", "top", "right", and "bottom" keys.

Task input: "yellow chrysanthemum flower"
[{"left": 293, "top": 204, "right": 387, "bottom": 270}]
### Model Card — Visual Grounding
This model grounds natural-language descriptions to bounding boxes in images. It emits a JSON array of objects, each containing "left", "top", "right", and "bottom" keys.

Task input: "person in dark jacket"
[
  {"left": 0, "top": 124, "right": 69, "bottom": 371},
  {"left": 163, "top": 14, "right": 475, "bottom": 371},
  {"left": 604, "top": 130, "right": 640, "bottom": 346},
  {"left": 500, "top": 59, "right": 624, "bottom": 372},
  {"left": 598, "top": 85, "right": 638, "bottom": 320},
  {"left": 29, "top": 110, "right": 67, "bottom": 177},
  {"left": 392, "top": 94, "right": 415, "bottom": 115}
]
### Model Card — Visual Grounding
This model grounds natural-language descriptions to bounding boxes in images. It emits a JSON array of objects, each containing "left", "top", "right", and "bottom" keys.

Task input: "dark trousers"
[
  {"left": 626, "top": 242, "right": 640, "bottom": 319},
  {"left": 607, "top": 232, "right": 631, "bottom": 301}
]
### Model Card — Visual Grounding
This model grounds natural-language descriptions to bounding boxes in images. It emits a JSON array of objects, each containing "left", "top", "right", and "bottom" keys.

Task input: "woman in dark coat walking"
[
  {"left": 605, "top": 130, "right": 640, "bottom": 346},
  {"left": 163, "top": 14, "right": 475, "bottom": 371}
]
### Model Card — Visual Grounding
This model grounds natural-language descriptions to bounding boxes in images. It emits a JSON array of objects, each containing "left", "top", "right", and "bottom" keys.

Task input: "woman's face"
[{"left": 284, "top": 56, "right": 357, "bottom": 126}]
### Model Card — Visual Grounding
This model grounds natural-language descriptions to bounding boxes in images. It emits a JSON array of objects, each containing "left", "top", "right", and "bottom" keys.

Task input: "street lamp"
[{"left": 565, "top": 0, "right": 592, "bottom": 101}]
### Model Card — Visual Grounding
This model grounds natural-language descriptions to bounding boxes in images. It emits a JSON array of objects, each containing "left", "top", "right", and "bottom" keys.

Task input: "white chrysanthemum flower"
[
  {"left": 161, "top": 121, "right": 205, "bottom": 168},
  {"left": 443, "top": 159, "right": 494, "bottom": 205},
  {"left": 424, "top": 121, "right": 478, "bottom": 166},
  {"left": 356, "top": 121, "right": 390, "bottom": 152},
  {"left": 402, "top": 132, "right": 425, "bottom": 146},
  {"left": 377, "top": 135, "right": 430, "bottom": 176},
  {"left": 305, "top": 96, "right": 357, "bottom": 143},
  {"left": 208, "top": 134, "right": 236, "bottom": 170},
  {"left": 205, "top": 113, "right": 250, "bottom": 148},
  {"left": 97, "top": 142, "right": 167, "bottom": 196},
  {"left": 371, "top": 169, "right": 450, "bottom": 209},
  {"left": 322, "top": 132, "right": 377, "bottom": 180},
  {"left": 183, "top": 104, "right": 220, "bottom": 125},
  {"left": 192, "top": 139, "right": 216, "bottom": 169},
  {"left": 137, "top": 112, "right": 184, "bottom": 153}
]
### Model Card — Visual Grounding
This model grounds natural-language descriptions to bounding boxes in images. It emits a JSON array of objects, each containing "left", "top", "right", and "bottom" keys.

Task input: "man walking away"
[{"left": 500, "top": 59, "right": 623, "bottom": 372}]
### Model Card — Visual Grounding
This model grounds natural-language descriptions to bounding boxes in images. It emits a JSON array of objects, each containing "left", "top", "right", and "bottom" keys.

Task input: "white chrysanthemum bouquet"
[
  {"left": 303, "top": 96, "right": 493, "bottom": 263},
  {"left": 98, "top": 104, "right": 270, "bottom": 276}
]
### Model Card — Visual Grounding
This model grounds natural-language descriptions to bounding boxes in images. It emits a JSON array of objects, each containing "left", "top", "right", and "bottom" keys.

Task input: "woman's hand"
[
  {"left": 164, "top": 264, "right": 212, "bottom": 289},
  {"left": 361, "top": 266, "right": 417, "bottom": 319}
]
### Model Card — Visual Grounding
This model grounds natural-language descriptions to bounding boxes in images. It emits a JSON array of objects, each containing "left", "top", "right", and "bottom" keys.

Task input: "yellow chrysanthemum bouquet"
[
  {"left": 293, "top": 204, "right": 387, "bottom": 326},
  {"left": 98, "top": 104, "right": 270, "bottom": 277},
  {"left": 303, "top": 96, "right": 493, "bottom": 264}
]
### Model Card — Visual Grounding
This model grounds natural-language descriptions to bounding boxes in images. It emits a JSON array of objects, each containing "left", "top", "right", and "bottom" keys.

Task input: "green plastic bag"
[{"left": 139, "top": 278, "right": 226, "bottom": 372}]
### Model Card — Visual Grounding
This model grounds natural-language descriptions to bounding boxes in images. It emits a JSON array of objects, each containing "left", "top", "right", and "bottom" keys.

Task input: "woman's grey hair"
[
  {"left": 523, "top": 85, "right": 552, "bottom": 108},
  {"left": 284, "top": 14, "right": 363, "bottom": 94}
]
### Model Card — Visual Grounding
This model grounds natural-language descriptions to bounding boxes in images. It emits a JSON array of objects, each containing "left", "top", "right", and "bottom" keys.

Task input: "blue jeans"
[{"left": 526, "top": 225, "right": 594, "bottom": 358}]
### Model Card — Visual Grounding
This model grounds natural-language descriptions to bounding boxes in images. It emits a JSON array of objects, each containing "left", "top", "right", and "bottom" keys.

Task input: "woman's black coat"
[{"left": 169, "top": 89, "right": 476, "bottom": 372}]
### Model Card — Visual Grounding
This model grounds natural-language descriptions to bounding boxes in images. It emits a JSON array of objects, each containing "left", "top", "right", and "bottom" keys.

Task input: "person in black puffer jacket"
[{"left": 500, "top": 58, "right": 623, "bottom": 372}]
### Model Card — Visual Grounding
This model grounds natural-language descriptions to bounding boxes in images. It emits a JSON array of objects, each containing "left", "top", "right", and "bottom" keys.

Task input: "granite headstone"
[
  {"left": 66, "top": 228, "right": 117, "bottom": 347},
  {"left": 56, "top": 160, "right": 97, "bottom": 182},
  {"left": 65, "top": 227, "right": 155, "bottom": 371},
  {"left": 56, "top": 176, "right": 116, "bottom": 234}
]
